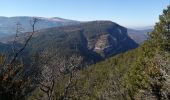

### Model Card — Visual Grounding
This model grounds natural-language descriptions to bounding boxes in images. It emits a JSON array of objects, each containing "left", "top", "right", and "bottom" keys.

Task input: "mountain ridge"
[
  {"left": 0, "top": 19, "right": 150, "bottom": 64},
  {"left": 23, "top": 21, "right": 139, "bottom": 60}
]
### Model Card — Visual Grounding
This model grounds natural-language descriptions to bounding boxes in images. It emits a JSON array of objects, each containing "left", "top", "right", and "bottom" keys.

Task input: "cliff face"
[{"left": 82, "top": 21, "right": 138, "bottom": 57}]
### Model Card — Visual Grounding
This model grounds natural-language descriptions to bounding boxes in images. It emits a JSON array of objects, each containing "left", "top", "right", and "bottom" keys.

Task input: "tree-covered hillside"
[{"left": 19, "top": 21, "right": 139, "bottom": 63}]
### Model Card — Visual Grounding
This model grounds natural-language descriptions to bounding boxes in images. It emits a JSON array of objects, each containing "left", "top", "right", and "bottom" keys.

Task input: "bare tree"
[
  {"left": 12, "top": 22, "right": 23, "bottom": 54},
  {"left": 35, "top": 50, "right": 57, "bottom": 100},
  {"left": 39, "top": 65, "right": 55, "bottom": 100},
  {"left": 59, "top": 55, "right": 83, "bottom": 100},
  {"left": 0, "top": 17, "right": 39, "bottom": 100},
  {"left": 10, "top": 18, "right": 38, "bottom": 64},
  {"left": 35, "top": 49, "right": 83, "bottom": 100}
]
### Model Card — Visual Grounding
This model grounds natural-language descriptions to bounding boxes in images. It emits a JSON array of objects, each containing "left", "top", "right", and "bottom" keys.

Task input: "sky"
[{"left": 0, "top": 0, "right": 170, "bottom": 28}]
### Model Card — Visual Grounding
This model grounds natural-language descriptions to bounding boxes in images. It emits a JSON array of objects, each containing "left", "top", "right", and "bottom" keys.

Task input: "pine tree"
[
  {"left": 124, "top": 5, "right": 170, "bottom": 100},
  {"left": 150, "top": 5, "right": 170, "bottom": 52}
]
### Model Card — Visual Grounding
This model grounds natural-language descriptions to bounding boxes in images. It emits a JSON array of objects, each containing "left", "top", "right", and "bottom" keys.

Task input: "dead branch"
[{"left": 10, "top": 18, "right": 38, "bottom": 64}]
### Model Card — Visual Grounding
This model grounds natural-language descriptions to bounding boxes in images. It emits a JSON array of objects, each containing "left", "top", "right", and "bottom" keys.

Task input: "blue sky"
[{"left": 0, "top": 0, "right": 169, "bottom": 27}]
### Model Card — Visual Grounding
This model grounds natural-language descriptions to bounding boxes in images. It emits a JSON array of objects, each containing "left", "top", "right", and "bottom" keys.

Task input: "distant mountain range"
[
  {"left": 130, "top": 26, "right": 154, "bottom": 30},
  {"left": 127, "top": 29, "right": 151, "bottom": 44},
  {"left": 0, "top": 16, "right": 151, "bottom": 43},
  {"left": 0, "top": 16, "right": 80, "bottom": 37}
]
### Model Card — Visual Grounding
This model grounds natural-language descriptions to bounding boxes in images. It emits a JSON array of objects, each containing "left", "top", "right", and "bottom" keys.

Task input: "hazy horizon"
[{"left": 0, "top": 0, "right": 170, "bottom": 28}]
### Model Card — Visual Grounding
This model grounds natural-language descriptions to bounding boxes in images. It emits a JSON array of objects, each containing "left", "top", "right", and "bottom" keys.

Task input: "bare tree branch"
[{"left": 10, "top": 18, "right": 38, "bottom": 64}]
